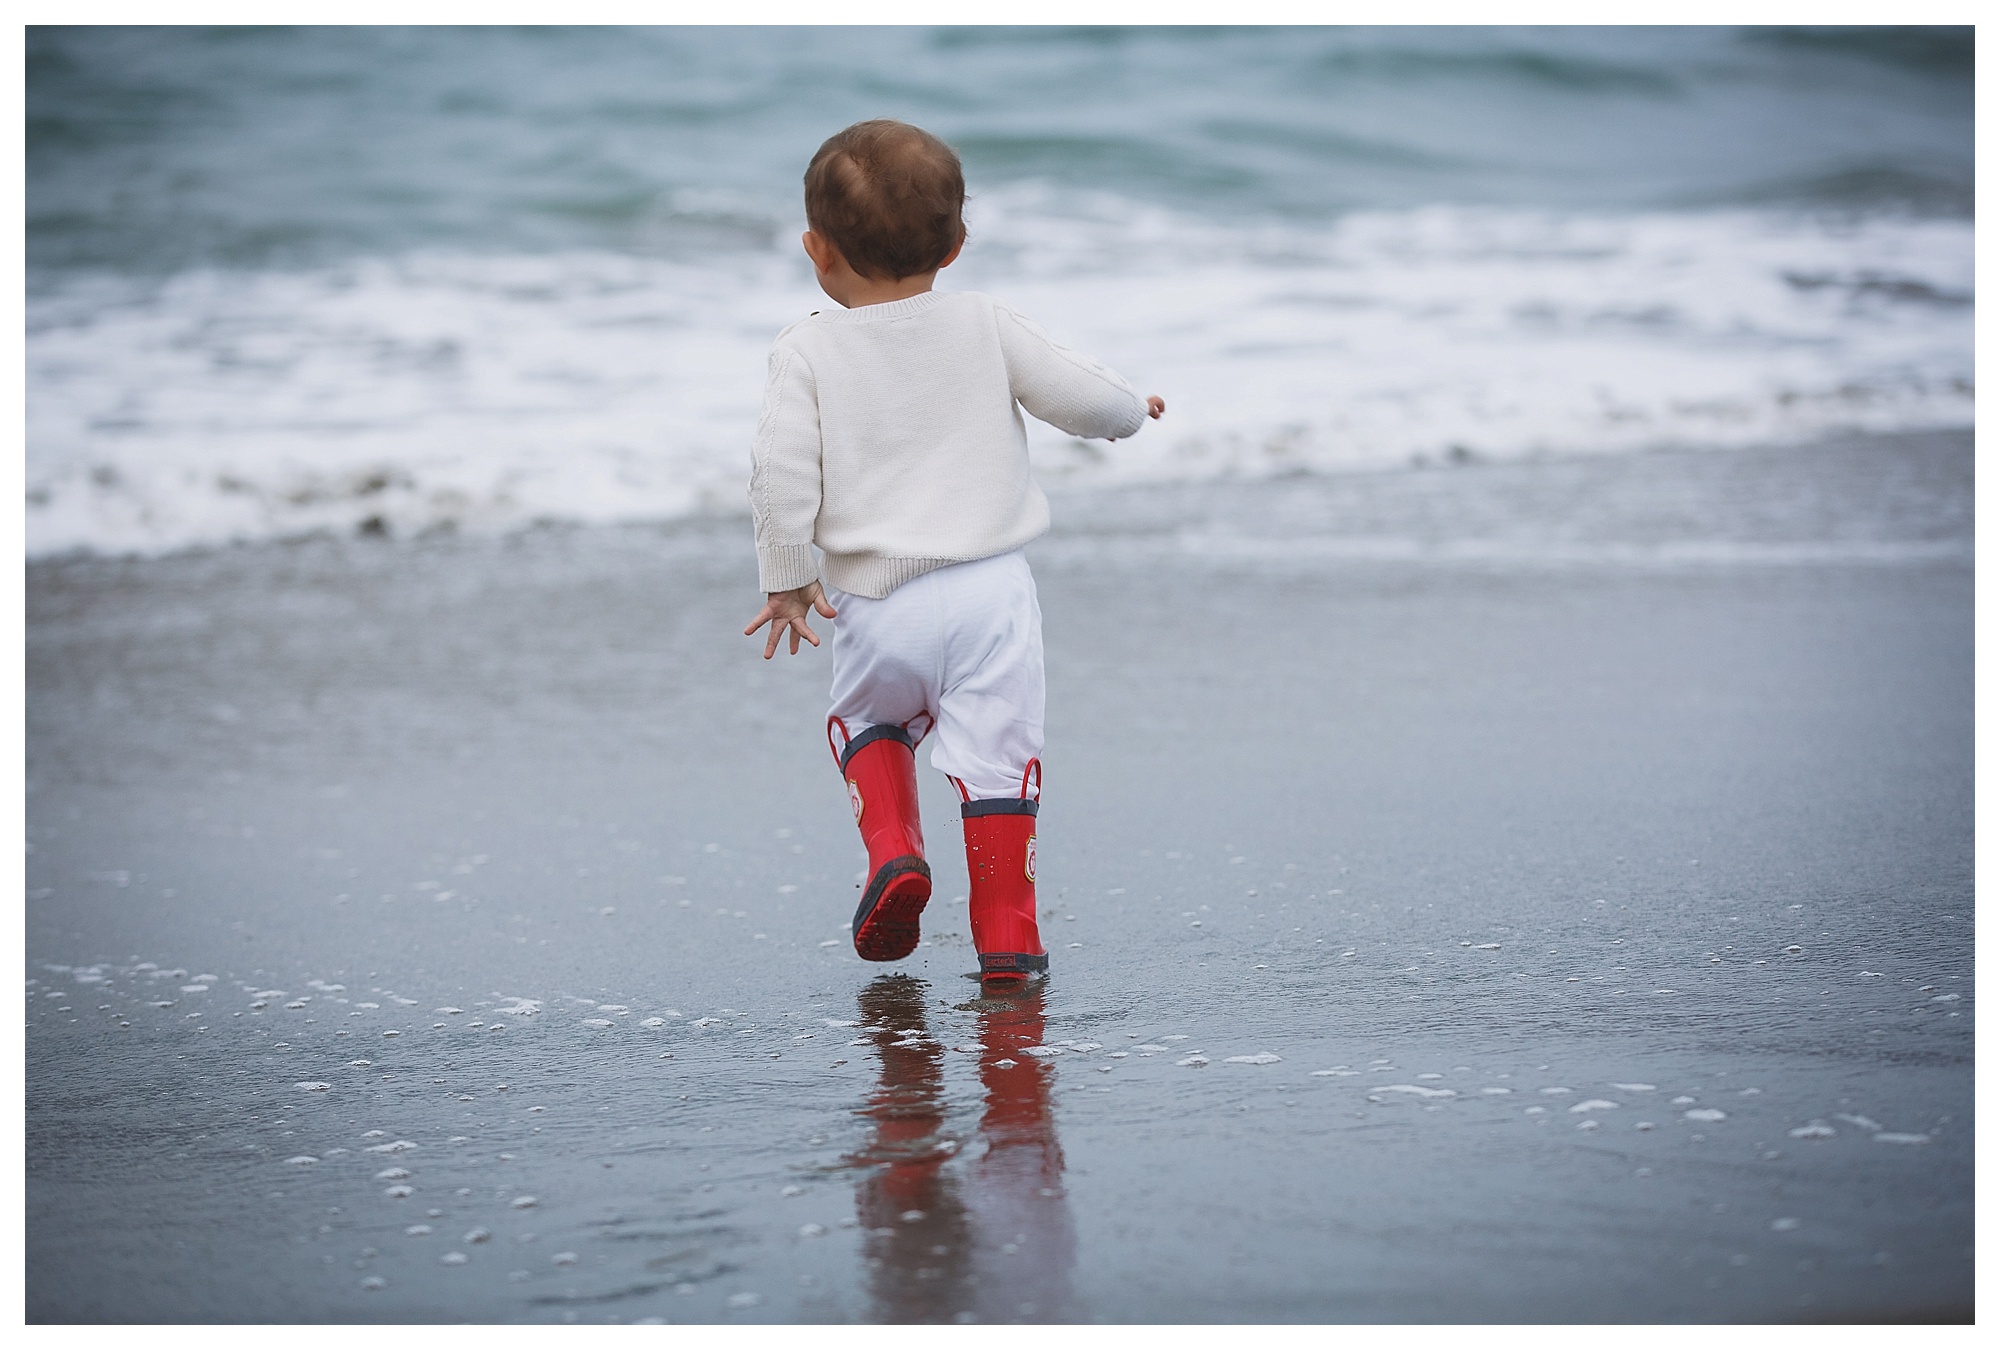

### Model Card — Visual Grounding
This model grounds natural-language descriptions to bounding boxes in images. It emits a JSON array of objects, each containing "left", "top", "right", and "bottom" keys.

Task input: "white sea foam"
[{"left": 24, "top": 198, "right": 1970, "bottom": 558}]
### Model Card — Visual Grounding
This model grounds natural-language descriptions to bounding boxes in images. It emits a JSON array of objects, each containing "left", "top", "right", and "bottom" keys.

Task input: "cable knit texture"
[{"left": 749, "top": 290, "right": 1147, "bottom": 598}]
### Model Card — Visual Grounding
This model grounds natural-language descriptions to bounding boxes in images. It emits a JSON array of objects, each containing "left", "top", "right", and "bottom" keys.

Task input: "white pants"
[{"left": 827, "top": 550, "right": 1045, "bottom": 801}]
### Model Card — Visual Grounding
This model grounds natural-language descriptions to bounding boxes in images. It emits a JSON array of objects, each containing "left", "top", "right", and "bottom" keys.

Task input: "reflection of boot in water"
[
  {"left": 850, "top": 974, "right": 972, "bottom": 1323},
  {"left": 966, "top": 982, "right": 1078, "bottom": 1323}
]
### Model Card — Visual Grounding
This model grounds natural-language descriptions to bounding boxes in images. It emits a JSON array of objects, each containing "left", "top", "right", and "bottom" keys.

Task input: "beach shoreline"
[{"left": 27, "top": 432, "right": 1972, "bottom": 1322}]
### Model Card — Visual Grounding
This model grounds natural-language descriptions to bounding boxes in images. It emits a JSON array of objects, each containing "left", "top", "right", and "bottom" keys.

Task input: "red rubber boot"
[
  {"left": 833, "top": 718, "right": 932, "bottom": 962},
  {"left": 963, "top": 765, "right": 1047, "bottom": 980}
]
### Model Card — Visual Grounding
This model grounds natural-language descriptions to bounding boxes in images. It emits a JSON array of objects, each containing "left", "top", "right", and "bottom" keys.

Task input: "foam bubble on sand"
[
  {"left": 552, "top": 1252, "right": 578, "bottom": 1266},
  {"left": 581, "top": 1018, "right": 613, "bottom": 1028},
  {"left": 1134, "top": 1044, "right": 1169, "bottom": 1054},
  {"left": 360, "top": 1277, "right": 386, "bottom": 1291},
  {"left": 1610, "top": 1083, "right": 1656, "bottom": 1092},
  {"left": 640, "top": 1017, "right": 666, "bottom": 1027},
  {"left": 1684, "top": 1109, "right": 1727, "bottom": 1123},
  {"left": 1790, "top": 1123, "right": 1836, "bottom": 1138},
  {"left": 1022, "top": 1046, "right": 1064, "bottom": 1058},
  {"left": 1176, "top": 1054, "right": 1210, "bottom": 1067},
  {"left": 384, "top": 1185, "right": 414, "bottom": 1198},
  {"left": 1374, "top": 1085, "right": 1456, "bottom": 1099},
  {"left": 1576, "top": 1120, "right": 1600, "bottom": 1131},
  {"left": 727, "top": 1293, "right": 761, "bottom": 1309},
  {"left": 436, "top": 1007, "right": 464, "bottom": 1015},
  {"left": 596, "top": 1004, "right": 628, "bottom": 1013},
  {"left": 1313, "top": 1068, "right": 1359, "bottom": 1077},
  {"left": 511, "top": 1196, "right": 537, "bottom": 1208},
  {"left": 376, "top": 1168, "right": 411, "bottom": 1180},
  {"left": 1540, "top": 1087, "right": 1574, "bottom": 1095},
  {"left": 465, "top": 1228, "right": 491, "bottom": 1244},
  {"left": 1671, "top": 1096, "right": 1697, "bottom": 1106},
  {"left": 1224, "top": 1053, "right": 1282, "bottom": 1065},
  {"left": 285, "top": 1155, "right": 319, "bottom": 1165},
  {"left": 440, "top": 1252, "right": 469, "bottom": 1265},
  {"left": 405, "top": 1224, "right": 432, "bottom": 1236},
  {"left": 366, "top": 1140, "right": 419, "bottom": 1153},
  {"left": 1836, "top": 1113, "right": 1883, "bottom": 1131},
  {"left": 296, "top": 1081, "right": 331, "bottom": 1092},
  {"left": 495, "top": 998, "right": 541, "bottom": 1017},
  {"left": 1570, "top": 1099, "right": 1619, "bottom": 1113},
  {"left": 348, "top": 1059, "right": 372, "bottom": 1067},
  {"left": 799, "top": 1223, "right": 826, "bottom": 1238},
  {"left": 1163, "top": 1035, "right": 1190, "bottom": 1042},
  {"left": 1481, "top": 1087, "right": 1513, "bottom": 1095},
  {"left": 993, "top": 1059, "right": 1017, "bottom": 1069},
  {"left": 1875, "top": 1133, "right": 1931, "bottom": 1145}
]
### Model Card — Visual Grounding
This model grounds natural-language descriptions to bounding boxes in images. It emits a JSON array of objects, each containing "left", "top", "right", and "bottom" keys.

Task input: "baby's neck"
[{"left": 826, "top": 270, "right": 938, "bottom": 309}]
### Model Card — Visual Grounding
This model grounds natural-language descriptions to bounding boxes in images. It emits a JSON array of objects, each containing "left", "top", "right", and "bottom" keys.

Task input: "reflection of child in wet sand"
[
  {"left": 850, "top": 975, "right": 1074, "bottom": 1323},
  {"left": 744, "top": 119, "right": 1164, "bottom": 980}
]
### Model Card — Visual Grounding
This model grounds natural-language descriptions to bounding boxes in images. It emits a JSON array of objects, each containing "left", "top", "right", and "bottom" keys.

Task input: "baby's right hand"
[{"left": 743, "top": 581, "right": 838, "bottom": 660}]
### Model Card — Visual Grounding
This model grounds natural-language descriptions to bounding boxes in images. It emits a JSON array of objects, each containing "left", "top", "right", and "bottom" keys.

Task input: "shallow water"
[{"left": 26, "top": 435, "right": 1971, "bottom": 1321}]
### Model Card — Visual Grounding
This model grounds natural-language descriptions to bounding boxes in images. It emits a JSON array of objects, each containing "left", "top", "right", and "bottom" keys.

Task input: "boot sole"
[
  {"left": 978, "top": 952, "right": 1050, "bottom": 981},
  {"left": 852, "top": 857, "right": 931, "bottom": 962}
]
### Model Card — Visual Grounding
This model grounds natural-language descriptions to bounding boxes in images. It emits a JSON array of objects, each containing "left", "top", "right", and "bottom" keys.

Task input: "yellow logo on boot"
[
  {"left": 1024, "top": 835, "right": 1037, "bottom": 882},
  {"left": 847, "top": 780, "right": 864, "bottom": 823}
]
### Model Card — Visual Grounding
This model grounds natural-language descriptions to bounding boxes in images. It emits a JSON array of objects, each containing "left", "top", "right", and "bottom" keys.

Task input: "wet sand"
[{"left": 26, "top": 433, "right": 1972, "bottom": 1323}]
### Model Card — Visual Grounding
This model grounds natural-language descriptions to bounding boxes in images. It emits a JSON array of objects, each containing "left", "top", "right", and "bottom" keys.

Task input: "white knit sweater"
[{"left": 749, "top": 290, "right": 1148, "bottom": 599}]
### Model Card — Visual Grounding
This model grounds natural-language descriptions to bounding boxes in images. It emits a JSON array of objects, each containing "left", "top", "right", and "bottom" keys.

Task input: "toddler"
[{"left": 743, "top": 119, "right": 1164, "bottom": 982}]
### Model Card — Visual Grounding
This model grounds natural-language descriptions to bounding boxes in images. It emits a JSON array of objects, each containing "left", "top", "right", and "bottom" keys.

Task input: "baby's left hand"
[{"left": 1110, "top": 396, "right": 1166, "bottom": 442}]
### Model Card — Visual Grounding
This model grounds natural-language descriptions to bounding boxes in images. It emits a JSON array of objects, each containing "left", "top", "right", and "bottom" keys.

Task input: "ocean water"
[{"left": 25, "top": 25, "right": 1974, "bottom": 557}]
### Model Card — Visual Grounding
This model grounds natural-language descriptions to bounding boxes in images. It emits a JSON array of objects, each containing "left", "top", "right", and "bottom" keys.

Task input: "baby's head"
[{"left": 804, "top": 119, "right": 964, "bottom": 281}]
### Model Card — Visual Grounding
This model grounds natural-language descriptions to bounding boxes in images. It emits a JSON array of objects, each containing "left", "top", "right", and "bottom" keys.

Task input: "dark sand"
[{"left": 26, "top": 433, "right": 1972, "bottom": 1323}]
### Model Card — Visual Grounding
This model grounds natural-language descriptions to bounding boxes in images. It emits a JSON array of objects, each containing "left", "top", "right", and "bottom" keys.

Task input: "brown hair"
[{"left": 804, "top": 120, "right": 966, "bottom": 281}]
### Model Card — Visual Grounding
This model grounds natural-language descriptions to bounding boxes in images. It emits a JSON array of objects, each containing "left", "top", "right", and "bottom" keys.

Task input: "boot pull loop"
[
  {"left": 1020, "top": 758, "right": 1042, "bottom": 803},
  {"left": 903, "top": 710, "right": 936, "bottom": 747},
  {"left": 946, "top": 775, "right": 971, "bottom": 804},
  {"left": 826, "top": 716, "right": 852, "bottom": 769}
]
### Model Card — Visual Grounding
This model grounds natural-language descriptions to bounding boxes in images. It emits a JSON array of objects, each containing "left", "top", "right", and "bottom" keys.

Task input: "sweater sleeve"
[
  {"left": 747, "top": 341, "right": 824, "bottom": 593},
  {"left": 993, "top": 301, "right": 1148, "bottom": 440}
]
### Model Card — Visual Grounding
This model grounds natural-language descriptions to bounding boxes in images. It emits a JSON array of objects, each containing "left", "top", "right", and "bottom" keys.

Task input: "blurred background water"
[{"left": 25, "top": 25, "right": 1974, "bottom": 557}]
